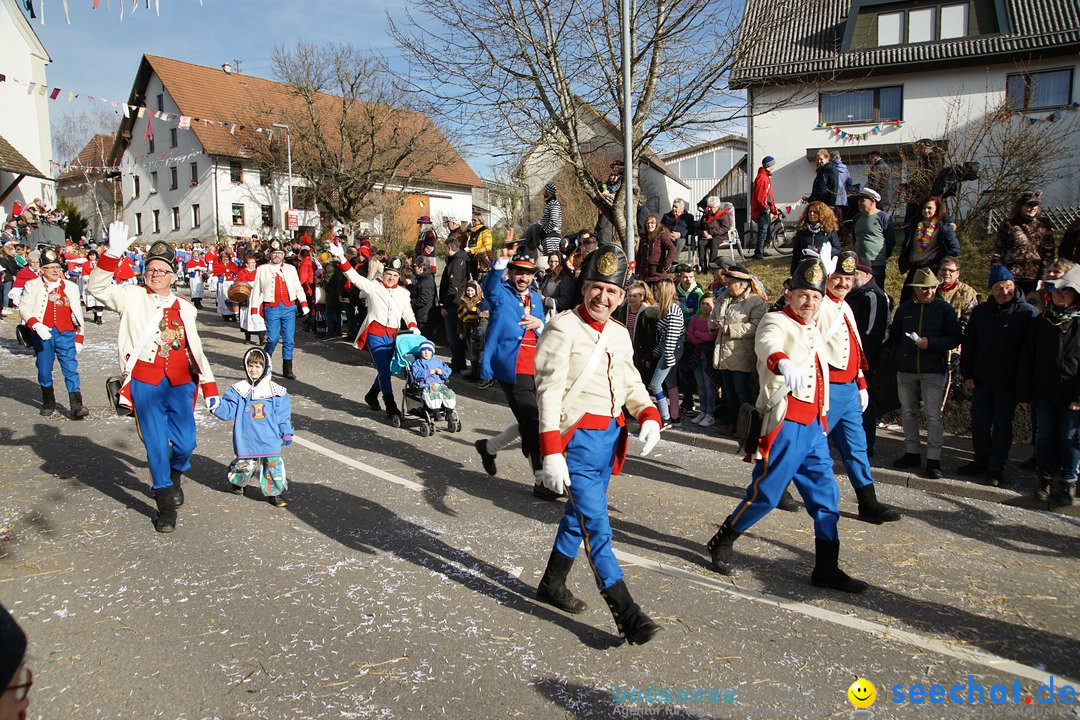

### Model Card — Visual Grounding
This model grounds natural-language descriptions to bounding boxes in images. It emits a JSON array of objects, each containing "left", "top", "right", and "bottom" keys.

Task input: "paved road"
[{"left": 1, "top": 306, "right": 1077, "bottom": 720}]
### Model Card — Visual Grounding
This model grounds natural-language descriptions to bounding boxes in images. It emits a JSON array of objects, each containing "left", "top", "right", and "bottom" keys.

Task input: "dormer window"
[{"left": 875, "top": 3, "right": 969, "bottom": 47}]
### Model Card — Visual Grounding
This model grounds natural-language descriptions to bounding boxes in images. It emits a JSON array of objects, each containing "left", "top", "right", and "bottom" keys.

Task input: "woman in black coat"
[{"left": 789, "top": 202, "right": 841, "bottom": 276}]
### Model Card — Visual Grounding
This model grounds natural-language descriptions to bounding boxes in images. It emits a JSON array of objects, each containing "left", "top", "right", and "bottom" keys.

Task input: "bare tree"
[
  {"left": 389, "top": 0, "right": 810, "bottom": 243},
  {"left": 53, "top": 109, "right": 122, "bottom": 235},
  {"left": 935, "top": 96, "right": 1080, "bottom": 233},
  {"left": 266, "top": 41, "right": 459, "bottom": 226}
]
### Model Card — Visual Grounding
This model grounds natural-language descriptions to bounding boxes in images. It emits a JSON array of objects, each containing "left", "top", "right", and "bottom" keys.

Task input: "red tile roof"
[
  {"left": 0, "top": 133, "right": 47, "bottom": 179},
  {"left": 112, "top": 55, "right": 483, "bottom": 189},
  {"left": 58, "top": 134, "right": 117, "bottom": 181}
]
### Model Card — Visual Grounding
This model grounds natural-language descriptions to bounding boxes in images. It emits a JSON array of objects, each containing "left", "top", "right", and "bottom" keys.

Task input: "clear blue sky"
[{"left": 25, "top": 0, "right": 491, "bottom": 167}]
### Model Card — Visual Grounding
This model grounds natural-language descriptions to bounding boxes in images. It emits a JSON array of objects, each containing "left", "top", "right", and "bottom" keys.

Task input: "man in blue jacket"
[
  {"left": 474, "top": 245, "right": 558, "bottom": 499},
  {"left": 957, "top": 265, "right": 1038, "bottom": 487}
]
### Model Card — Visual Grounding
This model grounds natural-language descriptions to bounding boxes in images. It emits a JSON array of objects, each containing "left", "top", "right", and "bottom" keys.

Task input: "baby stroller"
[{"left": 390, "top": 333, "right": 463, "bottom": 436}]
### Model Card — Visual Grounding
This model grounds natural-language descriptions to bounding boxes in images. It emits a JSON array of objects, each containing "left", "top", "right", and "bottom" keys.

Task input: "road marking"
[
  {"left": 293, "top": 433, "right": 1077, "bottom": 688},
  {"left": 292, "top": 434, "right": 426, "bottom": 493}
]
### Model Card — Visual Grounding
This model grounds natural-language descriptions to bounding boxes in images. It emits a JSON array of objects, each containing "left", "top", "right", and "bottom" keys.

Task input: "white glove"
[
  {"left": 75, "top": 341, "right": 84, "bottom": 355},
  {"left": 819, "top": 243, "right": 837, "bottom": 275},
  {"left": 33, "top": 324, "right": 52, "bottom": 341},
  {"left": 205, "top": 395, "right": 220, "bottom": 412},
  {"left": 540, "top": 454, "right": 570, "bottom": 495},
  {"left": 107, "top": 221, "right": 133, "bottom": 257},
  {"left": 859, "top": 388, "right": 869, "bottom": 412},
  {"left": 301, "top": 306, "right": 310, "bottom": 316},
  {"left": 409, "top": 326, "right": 421, "bottom": 335},
  {"left": 328, "top": 242, "right": 346, "bottom": 262},
  {"left": 638, "top": 419, "right": 661, "bottom": 457},
  {"left": 777, "top": 359, "right": 806, "bottom": 394}
]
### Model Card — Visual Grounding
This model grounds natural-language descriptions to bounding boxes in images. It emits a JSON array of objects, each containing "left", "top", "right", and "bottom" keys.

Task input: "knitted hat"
[
  {"left": 544, "top": 181, "right": 557, "bottom": 195},
  {"left": 988, "top": 264, "right": 1015, "bottom": 287},
  {"left": 762, "top": 156, "right": 776, "bottom": 168},
  {"left": 855, "top": 258, "right": 873, "bottom": 274},
  {"left": 0, "top": 603, "right": 27, "bottom": 693},
  {"left": 418, "top": 340, "right": 435, "bottom": 355}
]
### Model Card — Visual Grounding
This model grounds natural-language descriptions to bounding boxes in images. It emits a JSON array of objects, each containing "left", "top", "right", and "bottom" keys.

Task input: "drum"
[{"left": 227, "top": 282, "right": 252, "bottom": 304}]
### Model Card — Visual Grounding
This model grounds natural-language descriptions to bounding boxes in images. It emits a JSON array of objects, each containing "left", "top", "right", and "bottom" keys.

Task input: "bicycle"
[{"left": 736, "top": 208, "right": 795, "bottom": 259}]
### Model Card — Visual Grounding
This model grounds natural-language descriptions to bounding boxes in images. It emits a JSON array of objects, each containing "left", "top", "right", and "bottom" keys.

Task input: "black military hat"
[
  {"left": 508, "top": 247, "right": 537, "bottom": 272},
  {"left": 267, "top": 239, "right": 285, "bottom": 253},
  {"left": 146, "top": 241, "right": 177, "bottom": 272},
  {"left": 386, "top": 256, "right": 406, "bottom": 273},
  {"left": 579, "top": 243, "right": 629, "bottom": 288},
  {"left": 39, "top": 247, "right": 62, "bottom": 267},
  {"left": 833, "top": 250, "right": 859, "bottom": 277},
  {"left": 790, "top": 258, "right": 826, "bottom": 295}
]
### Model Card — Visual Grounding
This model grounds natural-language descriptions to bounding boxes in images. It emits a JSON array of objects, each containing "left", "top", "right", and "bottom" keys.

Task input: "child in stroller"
[{"left": 391, "top": 335, "right": 463, "bottom": 436}]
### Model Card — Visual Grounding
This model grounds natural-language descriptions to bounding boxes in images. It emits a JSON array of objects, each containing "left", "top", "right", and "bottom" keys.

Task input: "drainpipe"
[{"left": 212, "top": 155, "right": 220, "bottom": 242}]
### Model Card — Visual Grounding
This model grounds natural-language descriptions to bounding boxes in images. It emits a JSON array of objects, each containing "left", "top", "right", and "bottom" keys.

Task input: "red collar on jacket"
[
  {"left": 783, "top": 304, "right": 810, "bottom": 326},
  {"left": 576, "top": 304, "right": 605, "bottom": 332}
]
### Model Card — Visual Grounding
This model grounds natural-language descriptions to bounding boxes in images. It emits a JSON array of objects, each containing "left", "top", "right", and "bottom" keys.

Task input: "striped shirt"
[
  {"left": 540, "top": 196, "right": 563, "bottom": 237},
  {"left": 655, "top": 304, "right": 684, "bottom": 367}
]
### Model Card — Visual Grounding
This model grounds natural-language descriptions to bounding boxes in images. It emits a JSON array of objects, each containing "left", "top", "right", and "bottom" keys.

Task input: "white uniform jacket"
[
  {"left": 250, "top": 262, "right": 308, "bottom": 311},
  {"left": 20, "top": 277, "right": 85, "bottom": 331},
  {"left": 534, "top": 306, "right": 661, "bottom": 468},
  {"left": 753, "top": 307, "right": 830, "bottom": 460},
  {"left": 88, "top": 253, "right": 217, "bottom": 406},
  {"left": 817, "top": 294, "right": 867, "bottom": 382},
  {"left": 338, "top": 262, "right": 417, "bottom": 349}
]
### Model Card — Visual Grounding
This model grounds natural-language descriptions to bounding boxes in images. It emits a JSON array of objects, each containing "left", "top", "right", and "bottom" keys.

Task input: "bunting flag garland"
[
  {"left": 814, "top": 119, "right": 903, "bottom": 141},
  {"left": 52, "top": 148, "right": 206, "bottom": 175},
  {"left": 0, "top": 69, "right": 291, "bottom": 147},
  {"left": 995, "top": 101, "right": 1080, "bottom": 125}
]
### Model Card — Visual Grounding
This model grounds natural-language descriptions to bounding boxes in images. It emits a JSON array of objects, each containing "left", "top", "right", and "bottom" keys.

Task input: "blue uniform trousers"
[
  {"left": 263, "top": 304, "right": 296, "bottom": 360},
  {"left": 31, "top": 329, "right": 80, "bottom": 392},
  {"left": 131, "top": 378, "right": 197, "bottom": 490},
  {"left": 553, "top": 419, "right": 624, "bottom": 590},
  {"left": 726, "top": 416, "right": 839, "bottom": 541},
  {"left": 826, "top": 381, "right": 873, "bottom": 489},
  {"left": 367, "top": 332, "right": 396, "bottom": 399}
]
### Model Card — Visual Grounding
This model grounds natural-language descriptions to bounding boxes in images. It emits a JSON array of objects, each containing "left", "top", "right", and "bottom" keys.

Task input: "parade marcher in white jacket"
[
  {"left": 250, "top": 239, "right": 308, "bottom": 380},
  {"left": 20, "top": 246, "right": 87, "bottom": 419},
  {"left": 328, "top": 241, "right": 419, "bottom": 420},
  {"left": 533, "top": 244, "right": 664, "bottom": 644},
  {"left": 705, "top": 256, "right": 868, "bottom": 594},
  {"left": 88, "top": 223, "right": 219, "bottom": 533}
]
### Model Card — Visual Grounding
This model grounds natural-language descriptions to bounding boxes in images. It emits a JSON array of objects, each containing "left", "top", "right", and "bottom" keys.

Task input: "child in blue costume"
[
  {"left": 213, "top": 347, "right": 294, "bottom": 507},
  {"left": 409, "top": 340, "right": 456, "bottom": 419}
]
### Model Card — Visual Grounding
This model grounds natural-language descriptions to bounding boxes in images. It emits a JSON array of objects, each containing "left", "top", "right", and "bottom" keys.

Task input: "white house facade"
[
  {"left": 0, "top": 0, "right": 53, "bottom": 214},
  {"left": 110, "top": 55, "right": 483, "bottom": 247},
  {"left": 662, "top": 135, "right": 748, "bottom": 208},
  {"left": 733, "top": 0, "right": 1080, "bottom": 214}
]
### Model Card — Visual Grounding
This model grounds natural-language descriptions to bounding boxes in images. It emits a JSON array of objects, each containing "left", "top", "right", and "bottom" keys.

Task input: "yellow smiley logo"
[{"left": 848, "top": 678, "right": 876, "bottom": 708}]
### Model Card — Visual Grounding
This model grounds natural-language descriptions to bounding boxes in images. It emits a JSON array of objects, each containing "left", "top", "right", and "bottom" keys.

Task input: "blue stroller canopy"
[{"left": 390, "top": 333, "right": 431, "bottom": 375}]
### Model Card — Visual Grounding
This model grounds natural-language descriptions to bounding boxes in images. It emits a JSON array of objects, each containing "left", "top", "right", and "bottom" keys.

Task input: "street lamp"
[{"left": 271, "top": 122, "right": 293, "bottom": 237}]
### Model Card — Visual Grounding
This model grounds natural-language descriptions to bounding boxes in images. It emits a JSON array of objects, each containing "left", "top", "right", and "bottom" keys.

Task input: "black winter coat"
[
  {"left": 959, "top": 294, "right": 1038, "bottom": 390},
  {"left": 790, "top": 226, "right": 841, "bottom": 276},
  {"left": 410, "top": 271, "right": 437, "bottom": 326},
  {"left": 847, "top": 280, "right": 890, "bottom": 368},
  {"left": 809, "top": 163, "right": 840, "bottom": 206},
  {"left": 889, "top": 296, "right": 962, "bottom": 375},
  {"left": 1017, "top": 310, "right": 1080, "bottom": 405},
  {"left": 439, "top": 250, "right": 470, "bottom": 311}
]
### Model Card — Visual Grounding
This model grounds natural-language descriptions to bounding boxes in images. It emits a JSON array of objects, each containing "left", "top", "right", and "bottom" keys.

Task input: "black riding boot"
[
  {"left": 536, "top": 551, "right": 587, "bottom": 613},
  {"left": 854, "top": 484, "right": 901, "bottom": 523},
  {"left": 706, "top": 522, "right": 741, "bottom": 575},
  {"left": 170, "top": 469, "right": 184, "bottom": 507},
  {"left": 244, "top": 331, "right": 251, "bottom": 344},
  {"left": 257, "top": 332, "right": 265, "bottom": 345},
  {"left": 364, "top": 386, "right": 381, "bottom": 411},
  {"left": 600, "top": 580, "right": 661, "bottom": 645},
  {"left": 39, "top": 386, "right": 56, "bottom": 416},
  {"left": 68, "top": 392, "right": 89, "bottom": 420},
  {"left": 281, "top": 359, "right": 296, "bottom": 380},
  {"left": 153, "top": 484, "right": 181, "bottom": 533},
  {"left": 193, "top": 299, "right": 202, "bottom": 309},
  {"left": 385, "top": 396, "right": 400, "bottom": 419},
  {"left": 810, "top": 539, "right": 868, "bottom": 593}
]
